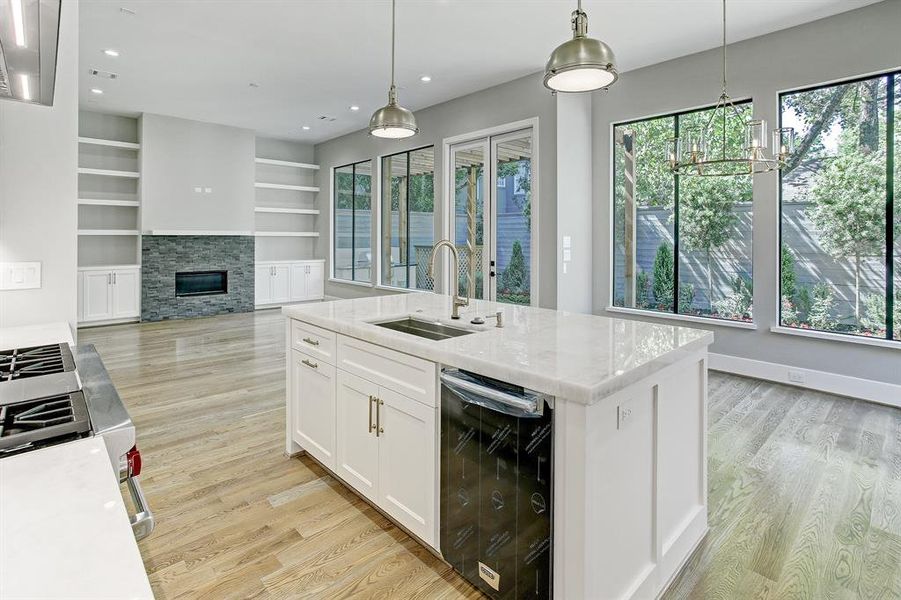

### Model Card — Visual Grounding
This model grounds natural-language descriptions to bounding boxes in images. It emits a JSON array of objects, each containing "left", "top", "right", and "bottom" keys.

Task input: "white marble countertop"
[
  {"left": 283, "top": 294, "right": 713, "bottom": 404},
  {"left": 0, "top": 437, "right": 154, "bottom": 599},
  {"left": 0, "top": 321, "right": 74, "bottom": 351}
]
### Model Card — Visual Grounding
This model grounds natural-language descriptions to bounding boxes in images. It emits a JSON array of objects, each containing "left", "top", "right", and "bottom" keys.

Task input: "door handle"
[
  {"left": 301, "top": 358, "right": 318, "bottom": 369},
  {"left": 107, "top": 273, "right": 111, "bottom": 285},
  {"left": 376, "top": 398, "right": 384, "bottom": 436},
  {"left": 113, "top": 273, "right": 117, "bottom": 284},
  {"left": 368, "top": 395, "right": 376, "bottom": 433}
]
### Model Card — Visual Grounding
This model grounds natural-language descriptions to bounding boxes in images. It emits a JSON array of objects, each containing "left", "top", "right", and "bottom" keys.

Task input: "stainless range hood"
[{"left": 0, "top": 0, "right": 61, "bottom": 106}]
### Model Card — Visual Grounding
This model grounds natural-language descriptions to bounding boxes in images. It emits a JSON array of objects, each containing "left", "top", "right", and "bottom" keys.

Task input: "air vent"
[
  {"left": 318, "top": 115, "right": 336, "bottom": 122},
  {"left": 89, "top": 68, "right": 119, "bottom": 80}
]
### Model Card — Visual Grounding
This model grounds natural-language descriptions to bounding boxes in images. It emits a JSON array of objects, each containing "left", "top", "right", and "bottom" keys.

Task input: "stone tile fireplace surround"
[{"left": 142, "top": 235, "right": 254, "bottom": 321}]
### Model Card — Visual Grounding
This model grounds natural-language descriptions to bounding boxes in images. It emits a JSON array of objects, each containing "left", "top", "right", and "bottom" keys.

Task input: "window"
[
  {"left": 612, "top": 102, "right": 754, "bottom": 322},
  {"left": 380, "top": 147, "right": 435, "bottom": 290},
  {"left": 333, "top": 160, "right": 372, "bottom": 283},
  {"left": 779, "top": 71, "right": 898, "bottom": 341}
]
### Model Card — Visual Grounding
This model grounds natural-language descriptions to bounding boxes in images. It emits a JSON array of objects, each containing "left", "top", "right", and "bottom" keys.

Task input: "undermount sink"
[{"left": 372, "top": 317, "right": 474, "bottom": 341}]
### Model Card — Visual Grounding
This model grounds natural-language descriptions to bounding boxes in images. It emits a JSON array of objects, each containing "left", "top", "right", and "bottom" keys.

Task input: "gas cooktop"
[
  {"left": 0, "top": 391, "right": 91, "bottom": 457},
  {"left": 0, "top": 344, "right": 81, "bottom": 408}
]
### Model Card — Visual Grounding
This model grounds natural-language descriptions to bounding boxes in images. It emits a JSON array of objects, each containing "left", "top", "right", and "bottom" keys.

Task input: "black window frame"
[
  {"left": 380, "top": 145, "right": 435, "bottom": 290},
  {"left": 333, "top": 159, "right": 372, "bottom": 283},
  {"left": 611, "top": 99, "right": 754, "bottom": 321},
  {"left": 778, "top": 70, "right": 897, "bottom": 341}
]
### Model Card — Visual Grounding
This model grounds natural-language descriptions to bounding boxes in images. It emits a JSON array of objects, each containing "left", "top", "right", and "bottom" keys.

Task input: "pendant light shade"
[
  {"left": 370, "top": 0, "right": 418, "bottom": 139},
  {"left": 544, "top": 0, "right": 617, "bottom": 93}
]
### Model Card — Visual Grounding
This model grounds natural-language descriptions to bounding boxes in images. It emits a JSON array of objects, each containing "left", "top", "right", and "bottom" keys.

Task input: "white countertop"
[
  {"left": 283, "top": 294, "right": 713, "bottom": 404},
  {"left": 0, "top": 321, "right": 74, "bottom": 351},
  {"left": 0, "top": 437, "right": 153, "bottom": 600}
]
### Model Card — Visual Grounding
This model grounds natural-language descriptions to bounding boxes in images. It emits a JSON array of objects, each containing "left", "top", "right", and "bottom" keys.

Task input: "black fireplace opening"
[{"left": 175, "top": 270, "right": 228, "bottom": 297}]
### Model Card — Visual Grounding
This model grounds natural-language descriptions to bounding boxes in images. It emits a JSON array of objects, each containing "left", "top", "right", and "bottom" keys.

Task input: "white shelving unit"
[
  {"left": 77, "top": 112, "right": 143, "bottom": 326},
  {"left": 253, "top": 141, "right": 322, "bottom": 307}
]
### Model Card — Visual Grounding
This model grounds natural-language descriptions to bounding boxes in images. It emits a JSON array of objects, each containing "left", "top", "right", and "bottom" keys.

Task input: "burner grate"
[
  {"left": 0, "top": 344, "right": 74, "bottom": 381},
  {"left": 0, "top": 391, "right": 91, "bottom": 456}
]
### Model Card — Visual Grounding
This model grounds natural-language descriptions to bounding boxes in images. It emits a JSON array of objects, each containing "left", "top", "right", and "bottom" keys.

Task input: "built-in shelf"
[
  {"left": 78, "top": 198, "right": 141, "bottom": 207},
  {"left": 78, "top": 168, "right": 141, "bottom": 179},
  {"left": 254, "top": 182, "right": 319, "bottom": 192},
  {"left": 78, "top": 229, "right": 141, "bottom": 236},
  {"left": 255, "top": 231, "right": 320, "bottom": 237},
  {"left": 77, "top": 137, "right": 141, "bottom": 150},
  {"left": 143, "top": 230, "right": 254, "bottom": 236},
  {"left": 255, "top": 157, "right": 319, "bottom": 170},
  {"left": 254, "top": 207, "right": 319, "bottom": 215},
  {"left": 77, "top": 264, "right": 142, "bottom": 271}
]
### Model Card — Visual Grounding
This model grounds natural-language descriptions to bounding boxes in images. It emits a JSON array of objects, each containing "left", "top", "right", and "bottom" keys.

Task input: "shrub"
[
  {"left": 636, "top": 271, "right": 651, "bottom": 309},
  {"left": 781, "top": 296, "right": 799, "bottom": 326},
  {"left": 712, "top": 275, "right": 753, "bottom": 320},
  {"left": 500, "top": 241, "right": 527, "bottom": 294},
  {"left": 781, "top": 244, "right": 797, "bottom": 300},
  {"left": 679, "top": 283, "right": 695, "bottom": 314},
  {"left": 808, "top": 283, "right": 836, "bottom": 331},
  {"left": 652, "top": 243, "right": 675, "bottom": 311}
]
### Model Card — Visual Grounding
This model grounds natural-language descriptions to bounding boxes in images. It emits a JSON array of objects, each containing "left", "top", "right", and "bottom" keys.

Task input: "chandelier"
[{"left": 667, "top": 0, "right": 794, "bottom": 176}]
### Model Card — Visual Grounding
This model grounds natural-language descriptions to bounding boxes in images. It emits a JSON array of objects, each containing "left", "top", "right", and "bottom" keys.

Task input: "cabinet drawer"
[
  {"left": 291, "top": 320, "right": 337, "bottom": 364},
  {"left": 337, "top": 335, "right": 437, "bottom": 407}
]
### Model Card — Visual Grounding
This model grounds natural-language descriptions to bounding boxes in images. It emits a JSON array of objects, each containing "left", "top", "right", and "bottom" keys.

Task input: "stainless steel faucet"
[{"left": 427, "top": 239, "right": 470, "bottom": 320}]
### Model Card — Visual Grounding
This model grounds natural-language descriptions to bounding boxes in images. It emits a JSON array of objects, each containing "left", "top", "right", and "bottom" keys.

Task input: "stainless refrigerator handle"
[
  {"left": 126, "top": 476, "right": 155, "bottom": 540},
  {"left": 440, "top": 371, "right": 543, "bottom": 417}
]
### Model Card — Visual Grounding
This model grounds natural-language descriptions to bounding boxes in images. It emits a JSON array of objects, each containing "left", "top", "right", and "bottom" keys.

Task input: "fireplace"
[{"left": 175, "top": 270, "right": 227, "bottom": 297}]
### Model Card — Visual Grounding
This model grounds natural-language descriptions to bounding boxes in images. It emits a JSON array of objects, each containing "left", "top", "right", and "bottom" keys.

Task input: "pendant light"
[
  {"left": 369, "top": 0, "right": 418, "bottom": 139},
  {"left": 544, "top": 0, "right": 618, "bottom": 93},
  {"left": 666, "top": 0, "right": 795, "bottom": 176}
]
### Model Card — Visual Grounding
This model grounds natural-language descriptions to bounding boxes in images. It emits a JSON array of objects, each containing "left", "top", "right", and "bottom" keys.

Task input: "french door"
[{"left": 448, "top": 128, "right": 534, "bottom": 305}]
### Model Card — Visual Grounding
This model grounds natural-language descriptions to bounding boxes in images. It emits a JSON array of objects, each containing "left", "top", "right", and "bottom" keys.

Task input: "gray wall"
[
  {"left": 593, "top": 0, "right": 901, "bottom": 385},
  {"left": 313, "top": 72, "right": 557, "bottom": 308},
  {"left": 0, "top": 0, "right": 78, "bottom": 331},
  {"left": 141, "top": 113, "right": 255, "bottom": 232}
]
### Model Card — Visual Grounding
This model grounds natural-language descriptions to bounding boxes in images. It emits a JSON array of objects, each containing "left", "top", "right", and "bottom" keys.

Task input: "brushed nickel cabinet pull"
[
  {"left": 368, "top": 395, "right": 375, "bottom": 433},
  {"left": 301, "top": 358, "right": 318, "bottom": 369},
  {"left": 378, "top": 399, "right": 384, "bottom": 435},
  {"left": 302, "top": 337, "right": 320, "bottom": 346}
]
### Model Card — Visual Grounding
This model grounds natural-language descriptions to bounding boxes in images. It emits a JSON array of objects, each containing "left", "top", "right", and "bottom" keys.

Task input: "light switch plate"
[{"left": 0, "top": 262, "right": 41, "bottom": 290}]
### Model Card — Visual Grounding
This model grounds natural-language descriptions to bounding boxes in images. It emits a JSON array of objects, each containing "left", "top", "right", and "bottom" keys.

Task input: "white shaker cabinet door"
[
  {"left": 376, "top": 386, "right": 436, "bottom": 547},
  {"left": 255, "top": 265, "right": 272, "bottom": 306},
  {"left": 292, "top": 350, "right": 336, "bottom": 470},
  {"left": 305, "top": 262, "right": 324, "bottom": 300},
  {"left": 82, "top": 271, "right": 113, "bottom": 321},
  {"left": 111, "top": 269, "right": 140, "bottom": 318},
  {"left": 335, "top": 370, "right": 380, "bottom": 502},
  {"left": 290, "top": 264, "right": 308, "bottom": 301},
  {"left": 271, "top": 265, "right": 291, "bottom": 304}
]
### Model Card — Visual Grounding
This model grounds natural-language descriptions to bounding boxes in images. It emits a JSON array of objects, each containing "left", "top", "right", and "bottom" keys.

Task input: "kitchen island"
[{"left": 283, "top": 294, "right": 713, "bottom": 600}]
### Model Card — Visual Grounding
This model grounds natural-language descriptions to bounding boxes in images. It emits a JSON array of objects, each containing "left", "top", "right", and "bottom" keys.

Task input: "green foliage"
[
  {"left": 652, "top": 243, "right": 675, "bottom": 311},
  {"left": 781, "top": 296, "right": 799, "bottom": 326},
  {"left": 636, "top": 271, "right": 651, "bottom": 309},
  {"left": 499, "top": 241, "right": 528, "bottom": 294},
  {"left": 679, "top": 283, "right": 695, "bottom": 314},
  {"left": 861, "top": 291, "right": 901, "bottom": 335},
  {"left": 808, "top": 284, "right": 836, "bottom": 331},
  {"left": 712, "top": 275, "right": 753, "bottom": 320},
  {"left": 780, "top": 245, "right": 797, "bottom": 300},
  {"left": 334, "top": 168, "right": 371, "bottom": 210}
]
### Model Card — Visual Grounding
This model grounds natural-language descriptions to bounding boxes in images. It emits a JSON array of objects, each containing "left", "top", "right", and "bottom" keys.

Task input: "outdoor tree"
[
  {"left": 652, "top": 243, "right": 675, "bottom": 310},
  {"left": 500, "top": 241, "right": 528, "bottom": 301}
]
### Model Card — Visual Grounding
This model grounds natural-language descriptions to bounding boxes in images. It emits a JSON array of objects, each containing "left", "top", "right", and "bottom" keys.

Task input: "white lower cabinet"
[
  {"left": 289, "top": 326, "right": 438, "bottom": 549},
  {"left": 78, "top": 267, "right": 141, "bottom": 324},
  {"left": 335, "top": 371, "right": 380, "bottom": 502},
  {"left": 257, "top": 260, "right": 324, "bottom": 306},
  {"left": 292, "top": 350, "right": 337, "bottom": 470}
]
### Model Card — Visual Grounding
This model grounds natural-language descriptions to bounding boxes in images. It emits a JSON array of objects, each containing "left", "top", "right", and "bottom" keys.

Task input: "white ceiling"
[{"left": 78, "top": 0, "right": 881, "bottom": 144}]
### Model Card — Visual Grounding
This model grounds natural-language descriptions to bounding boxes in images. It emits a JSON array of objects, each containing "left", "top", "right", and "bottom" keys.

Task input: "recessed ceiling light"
[
  {"left": 302, "top": 126, "right": 311, "bottom": 131},
  {"left": 91, "top": 88, "right": 104, "bottom": 95},
  {"left": 11, "top": 0, "right": 25, "bottom": 47},
  {"left": 103, "top": 49, "right": 120, "bottom": 57},
  {"left": 419, "top": 75, "right": 432, "bottom": 83},
  {"left": 349, "top": 105, "right": 360, "bottom": 111},
  {"left": 19, "top": 74, "right": 30, "bottom": 101}
]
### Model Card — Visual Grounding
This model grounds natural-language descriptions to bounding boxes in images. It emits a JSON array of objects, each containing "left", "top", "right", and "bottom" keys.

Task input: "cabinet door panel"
[
  {"left": 82, "top": 271, "right": 112, "bottom": 321},
  {"left": 336, "top": 370, "right": 380, "bottom": 501},
  {"left": 290, "top": 264, "right": 308, "bottom": 301},
  {"left": 271, "top": 265, "right": 291, "bottom": 304},
  {"left": 292, "top": 350, "right": 336, "bottom": 469},
  {"left": 255, "top": 265, "right": 272, "bottom": 305},
  {"left": 111, "top": 269, "right": 140, "bottom": 318},
  {"left": 306, "top": 263, "right": 324, "bottom": 300},
  {"left": 377, "top": 387, "right": 437, "bottom": 547}
]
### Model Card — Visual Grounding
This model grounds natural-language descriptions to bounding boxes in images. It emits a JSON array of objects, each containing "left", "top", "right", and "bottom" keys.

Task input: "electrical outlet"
[
  {"left": 617, "top": 401, "right": 635, "bottom": 430},
  {"left": 788, "top": 370, "right": 805, "bottom": 384}
]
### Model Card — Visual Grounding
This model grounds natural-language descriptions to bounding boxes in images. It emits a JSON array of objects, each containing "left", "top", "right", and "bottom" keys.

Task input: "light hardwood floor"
[{"left": 80, "top": 309, "right": 901, "bottom": 600}]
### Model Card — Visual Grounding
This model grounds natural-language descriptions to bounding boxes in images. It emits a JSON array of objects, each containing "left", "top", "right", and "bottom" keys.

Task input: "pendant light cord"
[
  {"left": 721, "top": 0, "right": 727, "bottom": 96},
  {"left": 390, "top": 0, "right": 396, "bottom": 89}
]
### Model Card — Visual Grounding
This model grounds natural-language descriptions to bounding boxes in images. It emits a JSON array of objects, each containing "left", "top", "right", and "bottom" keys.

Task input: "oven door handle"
[
  {"left": 440, "top": 370, "right": 545, "bottom": 418},
  {"left": 126, "top": 476, "right": 155, "bottom": 541}
]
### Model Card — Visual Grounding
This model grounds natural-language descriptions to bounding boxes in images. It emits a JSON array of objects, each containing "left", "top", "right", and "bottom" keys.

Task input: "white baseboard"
[{"left": 709, "top": 353, "right": 901, "bottom": 409}]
